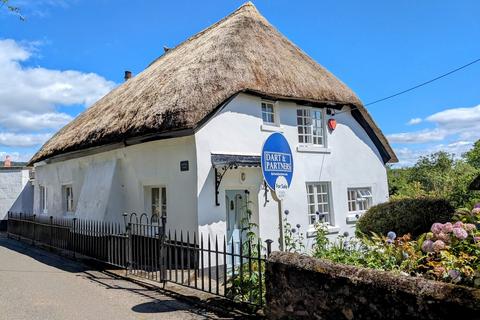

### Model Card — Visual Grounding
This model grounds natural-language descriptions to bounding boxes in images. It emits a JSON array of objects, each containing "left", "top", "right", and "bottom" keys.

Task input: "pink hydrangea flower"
[
  {"left": 442, "top": 222, "right": 453, "bottom": 233},
  {"left": 474, "top": 236, "right": 480, "bottom": 243},
  {"left": 431, "top": 223, "right": 443, "bottom": 234},
  {"left": 436, "top": 232, "right": 450, "bottom": 242},
  {"left": 464, "top": 223, "right": 477, "bottom": 232},
  {"left": 432, "top": 240, "right": 446, "bottom": 252},
  {"left": 453, "top": 221, "right": 464, "bottom": 228},
  {"left": 453, "top": 227, "right": 468, "bottom": 240},
  {"left": 421, "top": 239, "right": 434, "bottom": 253}
]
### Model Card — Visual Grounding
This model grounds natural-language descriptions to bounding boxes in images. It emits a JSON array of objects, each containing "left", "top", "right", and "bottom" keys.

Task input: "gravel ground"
[{"left": 0, "top": 234, "right": 228, "bottom": 320}]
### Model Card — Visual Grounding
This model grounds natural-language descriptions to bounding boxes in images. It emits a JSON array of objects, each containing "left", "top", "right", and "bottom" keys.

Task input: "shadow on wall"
[{"left": 0, "top": 181, "right": 34, "bottom": 231}]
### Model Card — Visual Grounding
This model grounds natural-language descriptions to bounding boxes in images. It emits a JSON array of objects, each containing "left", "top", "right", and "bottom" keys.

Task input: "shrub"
[{"left": 356, "top": 197, "right": 455, "bottom": 238}]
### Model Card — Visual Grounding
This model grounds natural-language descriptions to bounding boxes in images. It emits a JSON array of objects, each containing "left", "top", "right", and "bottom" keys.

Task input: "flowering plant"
[
  {"left": 418, "top": 214, "right": 480, "bottom": 286},
  {"left": 312, "top": 206, "right": 480, "bottom": 288}
]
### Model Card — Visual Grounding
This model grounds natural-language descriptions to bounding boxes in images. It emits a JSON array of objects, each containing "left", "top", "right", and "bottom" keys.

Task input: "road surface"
[{"left": 0, "top": 234, "right": 227, "bottom": 320}]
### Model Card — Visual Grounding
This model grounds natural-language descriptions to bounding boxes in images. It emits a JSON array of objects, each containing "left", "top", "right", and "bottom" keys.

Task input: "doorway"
[{"left": 225, "top": 189, "right": 249, "bottom": 247}]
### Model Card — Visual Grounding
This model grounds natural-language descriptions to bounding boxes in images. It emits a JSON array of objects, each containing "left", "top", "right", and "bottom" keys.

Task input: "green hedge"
[{"left": 356, "top": 198, "right": 455, "bottom": 238}]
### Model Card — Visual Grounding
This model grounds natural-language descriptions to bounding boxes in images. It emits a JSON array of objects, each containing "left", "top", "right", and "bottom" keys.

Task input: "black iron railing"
[{"left": 6, "top": 212, "right": 268, "bottom": 308}]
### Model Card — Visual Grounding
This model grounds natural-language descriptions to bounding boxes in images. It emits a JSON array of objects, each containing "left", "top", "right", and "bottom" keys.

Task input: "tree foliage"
[
  {"left": 1, "top": 0, "right": 24, "bottom": 20},
  {"left": 388, "top": 141, "right": 480, "bottom": 209}
]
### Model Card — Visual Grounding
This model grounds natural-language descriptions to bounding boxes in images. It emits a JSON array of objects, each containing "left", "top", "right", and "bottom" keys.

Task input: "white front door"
[{"left": 225, "top": 189, "right": 248, "bottom": 246}]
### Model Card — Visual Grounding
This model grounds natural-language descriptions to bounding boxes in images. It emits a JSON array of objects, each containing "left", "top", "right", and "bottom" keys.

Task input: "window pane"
[
  {"left": 161, "top": 187, "right": 167, "bottom": 217},
  {"left": 152, "top": 188, "right": 160, "bottom": 216}
]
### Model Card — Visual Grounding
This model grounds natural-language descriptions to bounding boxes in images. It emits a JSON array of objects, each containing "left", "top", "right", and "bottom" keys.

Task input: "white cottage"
[
  {"left": 29, "top": 2, "right": 397, "bottom": 250},
  {"left": 0, "top": 156, "right": 33, "bottom": 230}
]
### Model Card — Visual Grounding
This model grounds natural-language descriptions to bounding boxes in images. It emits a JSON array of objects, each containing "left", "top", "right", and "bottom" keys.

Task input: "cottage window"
[
  {"left": 63, "top": 185, "right": 74, "bottom": 213},
  {"left": 297, "top": 108, "right": 325, "bottom": 146},
  {"left": 261, "top": 101, "right": 276, "bottom": 125},
  {"left": 347, "top": 188, "right": 373, "bottom": 213},
  {"left": 149, "top": 186, "right": 167, "bottom": 222},
  {"left": 39, "top": 186, "right": 47, "bottom": 214},
  {"left": 306, "top": 182, "right": 333, "bottom": 226}
]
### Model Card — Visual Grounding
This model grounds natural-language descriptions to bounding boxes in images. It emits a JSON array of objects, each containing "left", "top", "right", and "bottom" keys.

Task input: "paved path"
[{"left": 0, "top": 235, "right": 227, "bottom": 320}]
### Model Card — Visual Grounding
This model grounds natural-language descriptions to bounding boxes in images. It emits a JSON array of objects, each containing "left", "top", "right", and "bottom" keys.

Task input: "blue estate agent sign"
[{"left": 261, "top": 132, "right": 294, "bottom": 198}]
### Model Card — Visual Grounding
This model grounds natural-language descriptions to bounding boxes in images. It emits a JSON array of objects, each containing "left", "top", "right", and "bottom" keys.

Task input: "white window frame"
[
  {"left": 62, "top": 185, "right": 75, "bottom": 214},
  {"left": 261, "top": 101, "right": 279, "bottom": 126},
  {"left": 306, "top": 182, "right": 334, "bottom": 226},
  {"left": 347, "top": 187, "right": 373, "bottom": 214},
  {"left": 39, "top": 185, "right": 47, "bottom": 214},
  {"left": 297, "top": 107, "right": 326, "bottom": 147},
  {"left": 145, "top": 185, "right": 167, "bottom": 222}
]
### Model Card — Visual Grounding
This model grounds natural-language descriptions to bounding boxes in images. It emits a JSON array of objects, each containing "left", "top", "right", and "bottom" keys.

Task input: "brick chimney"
[
  {"left": 4, "top": 155, "right": 11, "bottom": 167},
  {"left": 124, "top": 70, "right": 132, "bottom": 81}
]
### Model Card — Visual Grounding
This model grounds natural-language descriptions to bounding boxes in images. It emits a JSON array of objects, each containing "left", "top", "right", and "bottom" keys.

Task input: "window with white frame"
[
  {"left": 63, "top": 185, "right": 74, "bottom": 213},
  {"left": 347, "top": 188, "right": 373, "bottom": 213},
  {"left": 39, "top": 185, "right": 47, "bottom": 214},
  {"left": 261, "top": 101, "right": 276, "bottom": 125},
  {"left": 149, "top": 186, "right": 167, "bottom": 221},
  {"left": 306, "top": 182, "right": 333, "bottom": 226},
  {"left": 297, "top": 107, "right": 325, "bottom": 146}
]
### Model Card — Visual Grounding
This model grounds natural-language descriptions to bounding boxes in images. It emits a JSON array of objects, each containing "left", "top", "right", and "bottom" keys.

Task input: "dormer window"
[{"left": 261, "top": 101, "right": 276, "bottom": 125}]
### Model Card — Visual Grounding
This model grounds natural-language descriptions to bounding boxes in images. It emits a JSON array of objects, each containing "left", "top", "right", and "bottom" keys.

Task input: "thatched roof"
[{"left": 30, "top": 2, "right": 397, "bottom": 165}]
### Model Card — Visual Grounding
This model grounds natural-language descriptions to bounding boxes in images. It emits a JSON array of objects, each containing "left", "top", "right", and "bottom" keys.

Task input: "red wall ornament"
[{"left": 328, "top": 118, "right": 337, "bottom": 131}]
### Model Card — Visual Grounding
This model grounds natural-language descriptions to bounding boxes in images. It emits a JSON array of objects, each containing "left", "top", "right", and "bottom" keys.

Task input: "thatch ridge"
[{"left": 29, "top": 2, "right": 397, "bottom": 165}]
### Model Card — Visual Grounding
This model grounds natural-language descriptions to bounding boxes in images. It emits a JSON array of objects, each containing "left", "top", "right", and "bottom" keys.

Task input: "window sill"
[
  {"left": 296, "top": 145, "right": 331, "bottom": 154},
  {"left": 260, "top": 124, "right": 283, "bottom": 132},
  {"left": 306, "top": 225, "right": 340, "bottom": 238},
  {"left": 346, "top": 212, "right": 365, "bottom": 223}
]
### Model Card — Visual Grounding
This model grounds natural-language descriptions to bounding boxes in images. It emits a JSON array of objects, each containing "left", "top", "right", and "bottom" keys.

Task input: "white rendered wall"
[
  {"left": 195, "top": 93, "right": 389, "bottom": 251},
  {"left": 33, "top": 92, "right": 389, "bottom": 253},
  {"left": 33, "top": 137, "right": 198, "bottom": 234},
  {"left": 0, "top": 169, "right": 31, "bottom": 220}
]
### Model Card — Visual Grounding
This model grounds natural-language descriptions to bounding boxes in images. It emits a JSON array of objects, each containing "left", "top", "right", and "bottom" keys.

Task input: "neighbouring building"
[
  {"left": 28, "top": 2, "right": 397, "bottom": 250},
  {"left": 0, "top": 156, "right": 33, "bottom": 230}
]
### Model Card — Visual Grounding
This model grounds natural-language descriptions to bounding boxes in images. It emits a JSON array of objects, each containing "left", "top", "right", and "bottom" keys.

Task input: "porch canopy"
[
  {"left": 211, "top": 153, "right": 261, "bottom": 206},
  {"left": 211, "top": 153, "right": 261, "bottom": 168}
]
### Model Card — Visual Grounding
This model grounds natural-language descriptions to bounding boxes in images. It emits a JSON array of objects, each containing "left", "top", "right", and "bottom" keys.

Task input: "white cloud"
[
  {"left": 388, "top": 104, "right": 480, "bottom": 145},
  {"left": 0, "top": 111, "right": 73, "bottom": 131},
  {"left": 407, "top": 118, "right": 422, "bottom": 125},
  {"left": 0, "top": 38, "right": 115, "bottom": 151},
  {"left": 0, "top": 132, "right": 51, "bottom": 147},
  {"left": 387, "top": 128, "right": 447, "bottom": 144},
  {"left": 0, "top": 39, "right": 115, "bottom": 115},
  {"left": 388, "top": 104, "right": 480, "bottom": 166}
]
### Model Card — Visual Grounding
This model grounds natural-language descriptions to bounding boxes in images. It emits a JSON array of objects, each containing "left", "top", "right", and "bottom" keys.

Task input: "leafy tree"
[
  {"left": 464, "top": 140, "right": 480, "bottom": 169},
  {"left": 1, "top": 0, "right": 24, "bottom": 20},
  {"left": 388, "top": 143, "right": 480, "bottom": 209}
]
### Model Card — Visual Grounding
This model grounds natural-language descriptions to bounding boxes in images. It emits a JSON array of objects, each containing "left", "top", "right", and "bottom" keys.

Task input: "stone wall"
[{"left": 266, "top": 251, "right": 480, "bottom": 320}]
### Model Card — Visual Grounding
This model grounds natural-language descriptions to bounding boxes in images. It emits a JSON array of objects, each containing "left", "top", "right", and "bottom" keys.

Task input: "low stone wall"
[{"left": 266, "top": 251, "right": 480, "bottom": 320}]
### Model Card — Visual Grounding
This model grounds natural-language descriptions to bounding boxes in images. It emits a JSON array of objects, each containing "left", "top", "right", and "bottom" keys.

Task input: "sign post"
[{"left": 261, "top": 133, "right": 294, "bottom": 251}]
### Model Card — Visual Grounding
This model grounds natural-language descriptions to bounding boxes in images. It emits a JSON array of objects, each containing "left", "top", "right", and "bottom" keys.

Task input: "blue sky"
[{"left": 1, "top": 0, "right": 479, "bottom": 166}]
